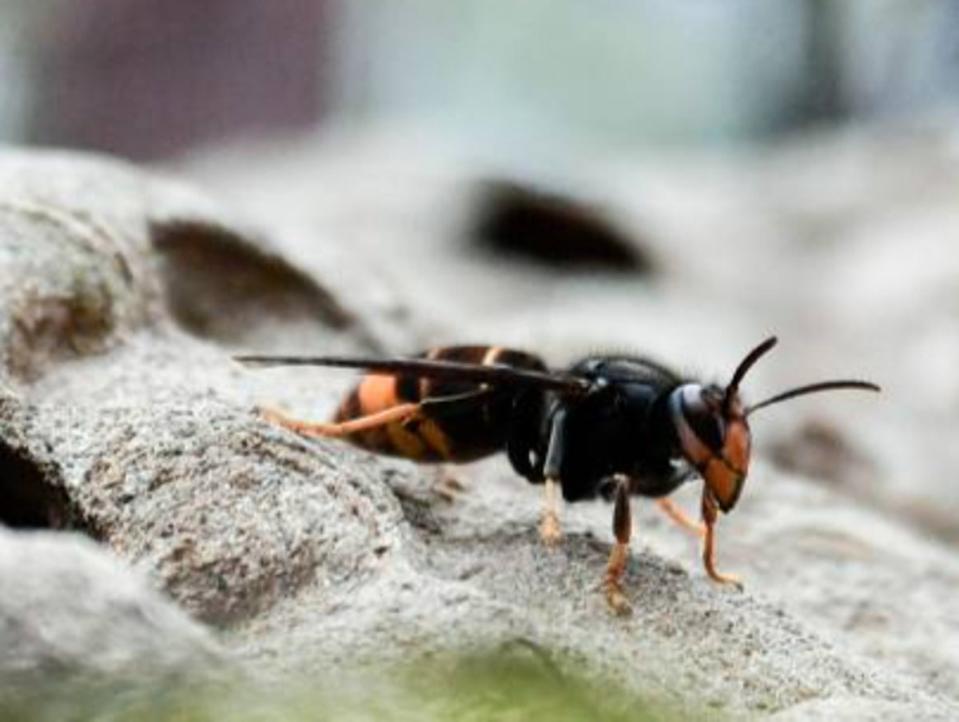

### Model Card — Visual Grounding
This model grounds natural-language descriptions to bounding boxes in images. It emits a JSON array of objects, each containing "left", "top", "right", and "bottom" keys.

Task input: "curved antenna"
[
  {"left": 725, "top": 336, "right": 778, "bottom": 409},
  {"left": 746, "top": 380, "right": 880, "bottom": 416}
]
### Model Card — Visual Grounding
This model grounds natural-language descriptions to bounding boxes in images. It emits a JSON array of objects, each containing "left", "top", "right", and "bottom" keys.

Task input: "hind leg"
[
  {"left": 259, "top": 403, "right": 420, "bottom": 438},
  {"left": 432, "top": 465, "right": 470, "bottom": 503}
]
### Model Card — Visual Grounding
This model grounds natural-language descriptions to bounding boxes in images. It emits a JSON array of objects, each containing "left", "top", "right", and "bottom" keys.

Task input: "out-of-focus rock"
[
  {"left": 0, "top": 148, "right": 385, "bottom": 386},
  {"left": 0, "top": 527, "right": 219, "bottom": 691},
  {"left": 768, "top": 418, "right": 877, "bottom": 491},
  {"left": 151, "top": 219, "right": 380, "bottom": 350},
  {"left": 0, "top": 201, "right": 147, "bottom": 380}
]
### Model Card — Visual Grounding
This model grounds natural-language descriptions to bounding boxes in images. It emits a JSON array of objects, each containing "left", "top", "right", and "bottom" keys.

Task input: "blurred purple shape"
[{"left": 33, "top": 0, "right": 331, "bottom": 160}]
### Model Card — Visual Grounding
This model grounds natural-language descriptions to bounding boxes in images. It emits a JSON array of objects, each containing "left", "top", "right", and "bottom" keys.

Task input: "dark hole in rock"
[
  {"left": 151, "top": 220, "right": 362, "bottom": 346},
  {"left": 470, "top": 180, "right": 653, "bottom": 273},
  {"left": 0, "top": 442, "right": 72, "bottom": 529}
]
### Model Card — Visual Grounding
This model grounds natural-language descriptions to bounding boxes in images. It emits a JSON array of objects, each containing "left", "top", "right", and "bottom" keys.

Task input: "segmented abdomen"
[{"left": 334, "top": 345, "right": 547, "bottom": 462}]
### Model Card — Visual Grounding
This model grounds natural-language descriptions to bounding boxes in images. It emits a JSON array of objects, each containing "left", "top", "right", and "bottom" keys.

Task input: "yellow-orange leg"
[
  {"left": 259, "top": 403, "right": 420, "bottom": 438},
  {"left": 539, "top": 476, "right": 563, "bottom": 546},
  {"left": 701, "top": 489, "right": 743, "bottom": 590},
  {"left": 656, "top": 498, "right": 706, "bottom": 538},
  {"left": 603, "top": 478, "right": 633, "bottom": 616}
]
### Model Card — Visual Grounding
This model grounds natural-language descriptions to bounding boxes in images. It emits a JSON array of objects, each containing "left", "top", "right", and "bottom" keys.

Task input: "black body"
[{"left": 504, "top": 355, "right": 690, "bottom": 502}]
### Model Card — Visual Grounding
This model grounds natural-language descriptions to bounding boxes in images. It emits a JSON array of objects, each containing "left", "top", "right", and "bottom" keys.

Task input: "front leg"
[
  {"left": 701, "top": 488, "right": 743, "bottom": 589},
  {"left": 603, "top": 475, "right": 633, "bottom": 616}
]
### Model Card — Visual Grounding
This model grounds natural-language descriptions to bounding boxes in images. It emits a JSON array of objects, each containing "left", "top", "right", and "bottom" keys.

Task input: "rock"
[
  {"left": 0, "top": 200, "right": 147, "bottom": 381},
  {"left": 768, "top": 697, "right": 955, "bottom": 722},
  {"left": 767, "top": 418, "right": 878, "bottom": 491},
  {"left": 151, "top": 220, "right": 375, "bottom": 349},
  {"left": 4, "top": 336, "right": 405, "bottom": 626},
  {"left": 0, "top": 395, "right": 72, "bottom": 530},
  {"left": 0, "top": 148, "right": 384, "bottom": 388},
  {"left": 0, "top": 527, "right": 219, "bottom": 691}
]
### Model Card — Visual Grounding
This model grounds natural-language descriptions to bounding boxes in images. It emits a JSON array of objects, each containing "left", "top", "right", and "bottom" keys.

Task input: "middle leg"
[
  {"left": 539, "top": 476, "right": 563, "bottom": 546},
  {"left": 603, "top": 476, "right": 633, "bottom": 616},
  {"left": 538, "top": 408, "right": 569, "bottom": 547},
  {"left": 701, "top": 488, "right": 743, "bottom": 589},
  {"left": 432, "top": 465, "right": 469, "bottom": 503}
]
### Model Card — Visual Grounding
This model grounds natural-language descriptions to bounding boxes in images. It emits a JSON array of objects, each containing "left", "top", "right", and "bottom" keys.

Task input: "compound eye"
[
  {"left": 688, "top": 409, "right": 725, "bottom": 452},
  {"left": 680, "top": 389, "right": 726, "bottom": 452}
]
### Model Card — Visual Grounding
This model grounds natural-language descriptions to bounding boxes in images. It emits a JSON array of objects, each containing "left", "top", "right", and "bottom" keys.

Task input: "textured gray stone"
[{"left": 12, "top": 365, "right": 406, "bottom": 626}]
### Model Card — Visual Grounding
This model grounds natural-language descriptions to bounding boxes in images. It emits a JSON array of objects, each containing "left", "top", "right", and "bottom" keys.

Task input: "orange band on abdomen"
[{"left": 357, "top": 374, "right": 399, "bottom": 415}]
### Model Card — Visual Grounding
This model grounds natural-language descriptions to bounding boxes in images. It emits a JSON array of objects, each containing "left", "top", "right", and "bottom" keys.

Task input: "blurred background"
[{"left": 2, "top": 0, "right": 959, "bottom": 158}]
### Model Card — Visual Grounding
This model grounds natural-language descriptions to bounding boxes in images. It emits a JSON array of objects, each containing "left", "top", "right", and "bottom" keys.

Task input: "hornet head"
[{"left": 668, "top": 337, "right": 879, "bottom": 513}]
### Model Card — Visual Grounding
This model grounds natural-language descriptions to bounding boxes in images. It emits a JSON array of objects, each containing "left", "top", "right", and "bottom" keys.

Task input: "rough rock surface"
[{"left": 1, "top": 133, "right": 958, "bottom": 718}]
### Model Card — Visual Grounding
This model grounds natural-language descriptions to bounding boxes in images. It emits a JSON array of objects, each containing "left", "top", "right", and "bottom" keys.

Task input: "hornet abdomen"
[{"left": 333, "top": 345, "right": 547, "bottom": 462}]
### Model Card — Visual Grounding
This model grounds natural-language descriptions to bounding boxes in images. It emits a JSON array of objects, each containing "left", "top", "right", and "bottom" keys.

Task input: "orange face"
[
  {"left": 701, "top": 416, "right": 751, "bottom": 512},
  {"left": 670, "top": 385, "right": 753, "bottom": 513}
]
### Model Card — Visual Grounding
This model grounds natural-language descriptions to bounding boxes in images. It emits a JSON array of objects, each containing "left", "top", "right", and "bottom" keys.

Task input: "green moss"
[{"left": 0, "top": 649, "right": 718, "bottom": 722}]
